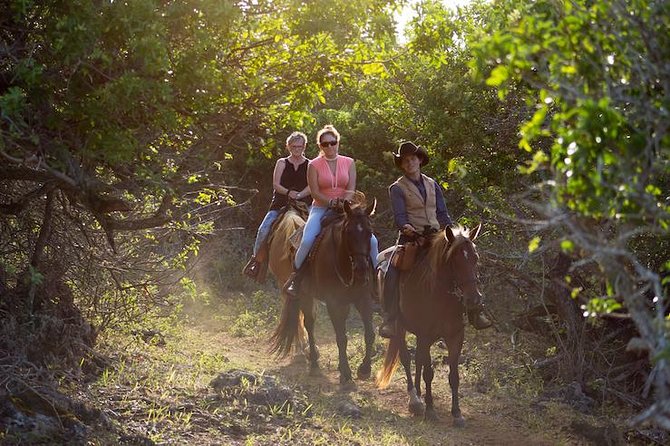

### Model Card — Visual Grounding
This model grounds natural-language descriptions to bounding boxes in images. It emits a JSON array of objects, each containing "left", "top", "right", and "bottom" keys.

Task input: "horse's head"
[
  {"left": 444, "top": 223, "right": 483, "bottom": 306},
  {"left": 342, "top": 199, "right": 376, "bottom": 283}
]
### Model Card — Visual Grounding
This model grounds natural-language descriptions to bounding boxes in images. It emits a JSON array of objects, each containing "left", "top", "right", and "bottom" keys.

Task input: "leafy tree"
[
  {"left": 0, "top": 0, "right": 400, "bottom": 351},
  {"left": 475, "top": 0, "right": 670, "bottom": 428}
]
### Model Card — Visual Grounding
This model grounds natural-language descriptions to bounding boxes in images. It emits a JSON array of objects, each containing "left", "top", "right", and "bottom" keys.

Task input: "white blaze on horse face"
[
  {"left": 356, "top": 223, "right": 363, "bottom": 232},
  {"left": 463, "top": 249, "right": 469, "bottom": 261}
]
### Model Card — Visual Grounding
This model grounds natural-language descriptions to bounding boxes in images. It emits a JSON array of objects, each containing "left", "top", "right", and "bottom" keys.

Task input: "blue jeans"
[
  {"left": 253, "top": 210, "right": 279, "bottom": 255},
  {"left": 294, "top": 206, "right": 379, "bottom": 269}
]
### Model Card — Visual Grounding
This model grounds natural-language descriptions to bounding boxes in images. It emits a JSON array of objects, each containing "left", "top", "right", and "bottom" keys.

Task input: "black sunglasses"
[{"left": 320, "top": 140, "right": 338, "bottom": 147}]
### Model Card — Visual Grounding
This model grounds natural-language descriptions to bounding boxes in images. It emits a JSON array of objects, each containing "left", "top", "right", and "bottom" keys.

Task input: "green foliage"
[
  {"left": 229, "top": 290, "right": 278, "bottom": 338},
  {"left": 476, "top": 0, "right": 669, "bottom": 228},
  {"left": 0, "top": 0, "right": 407, "bottom": 336},
  {"left": 474, "top": 0, "right": 670, "bottom": 425}
]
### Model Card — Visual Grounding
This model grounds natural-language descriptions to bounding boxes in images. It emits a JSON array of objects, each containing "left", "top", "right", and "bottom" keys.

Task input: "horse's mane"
[
  {"left": 404, "top": 226, "right": 471, "bottom": 296},
  {"left": 274, "top": 208, "right": 304, "bottom": 241}
]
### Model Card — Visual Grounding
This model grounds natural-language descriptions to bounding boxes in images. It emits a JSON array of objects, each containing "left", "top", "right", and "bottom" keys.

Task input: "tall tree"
[
  {"left": 0, "top": 0, "right": 399, "bottom": 335},
  {"left": 475, "top": 0, "right": 670, "bottom": 427}
]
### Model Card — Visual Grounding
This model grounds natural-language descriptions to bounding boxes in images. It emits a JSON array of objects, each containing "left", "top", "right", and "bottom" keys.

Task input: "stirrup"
[
  {"left": 378, "top": 323, "right": 396, "bottom": 339},
  {"left": 378, "top": 314, "right": 396, "bottom": 338},
  {"left": 243, "top": 258, "right": 260, "bottom": 278},
  {"left": 283, "top": 272, "right": 300, "bottom": 297}
]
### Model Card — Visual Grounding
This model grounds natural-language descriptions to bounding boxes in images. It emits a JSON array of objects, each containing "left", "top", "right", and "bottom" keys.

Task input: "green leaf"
[
  {"left": 560, "top": 239, "right": 574, "bottom": 253},
  {"left": 486, "top": 65, "right": 509, "bottom": 86}
]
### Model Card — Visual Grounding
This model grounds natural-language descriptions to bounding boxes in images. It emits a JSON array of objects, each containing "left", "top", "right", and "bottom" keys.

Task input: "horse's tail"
[
  {"left": 375, "top": 335, "right": 401, "bottom": 389},
  {"left": 269, "top": 294, "right": 301, "bottom": 358}
]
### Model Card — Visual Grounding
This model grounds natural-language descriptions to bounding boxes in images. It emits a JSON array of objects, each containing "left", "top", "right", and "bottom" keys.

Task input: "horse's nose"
[{"left": 352, "top": 256, "right": 369, "bottom": 281}]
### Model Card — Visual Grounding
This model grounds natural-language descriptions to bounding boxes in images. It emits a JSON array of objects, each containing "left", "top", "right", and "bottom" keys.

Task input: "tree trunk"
[
  {"left": 27, "top": 188, "right": 55, "bottom": 314},
  {"left": 547, "top": 251, "right": 585, "bottom": 382}
]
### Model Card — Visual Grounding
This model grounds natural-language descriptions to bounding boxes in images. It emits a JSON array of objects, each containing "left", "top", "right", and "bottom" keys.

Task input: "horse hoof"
[
  {"left": 340, "top": 379, "right": 357, "bottom": 392},
  {"left": 424, "top": 409, "right": 438, "bottom": 422},
  {"left": 409, "top": 401, "right": 425, "bottom": 416},
  {"left": 356, "top": 365, "right": 371, "bottom": 380},
  {"left": 453, "top": 415, "right": 465, "bottom": 428}
]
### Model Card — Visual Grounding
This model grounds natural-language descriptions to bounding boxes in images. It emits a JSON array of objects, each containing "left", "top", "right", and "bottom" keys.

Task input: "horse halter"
[
  {"left": 334, "top": 214, "right": 372, "bottom": 287},
  {"left": 444, "top": 238, "right": 480, "bottom": 293}
]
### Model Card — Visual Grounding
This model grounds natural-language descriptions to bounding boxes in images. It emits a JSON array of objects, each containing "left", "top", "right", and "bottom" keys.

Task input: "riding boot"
[
  {"left": 283, "top": 267, "right": 305, "bottom": 298},
  {"left": 242, "top": 256, "right": 260, "bottom": 279},
  {"left": 467, "top": 303, "right": 493, "bottom": 330},
  {"left": 378, "top": 309, "right": 397, "bottom": 339},
  {"left": 378, "top": 268, "right": 399, "bottom": 338}
]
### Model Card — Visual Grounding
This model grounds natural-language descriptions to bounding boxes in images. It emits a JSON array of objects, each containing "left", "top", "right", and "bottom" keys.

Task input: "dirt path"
[{"left": 207, "top": 308, "right": 591, "bottom": 446}]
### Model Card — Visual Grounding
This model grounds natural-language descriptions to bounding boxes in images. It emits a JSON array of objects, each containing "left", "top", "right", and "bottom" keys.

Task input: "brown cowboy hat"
[{"left": 393, "top": 141, "right": 429, "bottom": 168}]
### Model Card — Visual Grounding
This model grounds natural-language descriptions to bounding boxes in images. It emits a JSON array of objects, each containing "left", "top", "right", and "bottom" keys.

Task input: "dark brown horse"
[
  {"left": 271, "top": 200, "right": 377, "bottom": 390},
  {"left": 376, "top": 224, "right": 482, "bottom": 426}
]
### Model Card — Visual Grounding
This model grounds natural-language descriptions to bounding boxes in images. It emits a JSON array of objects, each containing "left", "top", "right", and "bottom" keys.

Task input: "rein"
[
  {"left": 333, "top": 222, "right": 355, "bottom": 287},
  {"left": 443, "top": 239, "right": 478, "bottom": 293}
]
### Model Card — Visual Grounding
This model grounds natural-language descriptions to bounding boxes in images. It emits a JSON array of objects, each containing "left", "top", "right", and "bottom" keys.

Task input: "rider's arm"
[
  {"left": 296, "top": 184, "right": 311, "bottom": 200},
  {"left": 434, "top": 182, "right": 453, "bottom": 227},
  {"left": 343, "top": 160, "right": 356, "bottom": 202},
  {"left": 389, "top": 184, "right": 414, "bottom": 234},
  {"left": 272, "top": 159, "right": 291, "bottom": 196}
]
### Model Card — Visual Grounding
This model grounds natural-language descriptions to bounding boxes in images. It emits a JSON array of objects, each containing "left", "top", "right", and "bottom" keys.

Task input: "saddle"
[
  {"left": 388, "top": 227, "right": 439, "bottom": 271},
  {"left": 268, "top": 200, "right": 309, "bottom": 249},
  {"left": 288, "top": 207, "right": 345, "bottom": 261},
  {"left": 289, "top": 193, "right": 368, "bottom": 261},
  {"left": 391, "top": 242, "right": 419, "bottom": 271}
]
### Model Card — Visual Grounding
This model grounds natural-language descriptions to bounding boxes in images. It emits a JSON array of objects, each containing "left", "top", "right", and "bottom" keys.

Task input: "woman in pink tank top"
[{"left": 283, "top": 125, "right": 379, "bottom": 296}]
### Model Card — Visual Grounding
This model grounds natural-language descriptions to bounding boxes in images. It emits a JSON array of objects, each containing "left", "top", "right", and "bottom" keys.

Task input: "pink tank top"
[{"left": 310, "top": 155, "right": 354, "bottom": 207}]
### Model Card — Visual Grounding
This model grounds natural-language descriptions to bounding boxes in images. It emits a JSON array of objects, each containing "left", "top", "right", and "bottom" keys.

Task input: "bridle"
[
  {"left": 444, "top": 239, "right": 479, "bottom": 294},
  {"left": 333, "top": 215, "right": 371, "bottom": 288}
]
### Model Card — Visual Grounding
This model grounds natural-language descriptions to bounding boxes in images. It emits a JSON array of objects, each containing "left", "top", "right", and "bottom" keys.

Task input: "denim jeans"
[{"left": 253, "top": 210, "right": 279, "bottom": 255}]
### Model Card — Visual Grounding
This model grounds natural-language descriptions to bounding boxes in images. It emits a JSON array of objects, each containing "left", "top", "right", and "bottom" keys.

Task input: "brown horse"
[
  {"left": 376, "top": 224, "right": 483, "bottom": 426},
  {"left": 267, "top": 202, "right": 309, "bottom": 353},
  {"left": 271, "top": 200, "right": 377, "bottom": 390}
]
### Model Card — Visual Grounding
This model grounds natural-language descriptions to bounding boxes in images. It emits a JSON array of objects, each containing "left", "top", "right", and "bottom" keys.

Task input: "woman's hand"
[{"left": 287, "top": 190, "right": 299, "bottom": 200}]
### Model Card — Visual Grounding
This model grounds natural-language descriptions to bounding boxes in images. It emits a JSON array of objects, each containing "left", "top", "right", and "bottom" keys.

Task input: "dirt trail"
[{"left": 210, "top": 312, "right": 591, "bottom": 446}]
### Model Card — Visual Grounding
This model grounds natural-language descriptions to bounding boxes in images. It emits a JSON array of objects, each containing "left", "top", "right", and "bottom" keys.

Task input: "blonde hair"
[
  {"left": 286, "top": 131, "right": 307, "bottom": 147},
  {"left": 316, "top": 125, "right": 340, "bottom": 143}
]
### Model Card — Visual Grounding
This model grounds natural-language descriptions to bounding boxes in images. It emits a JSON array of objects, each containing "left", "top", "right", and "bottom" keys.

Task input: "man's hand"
[{"left": 401, "top": 224, "right": 417, "bottom": 236}]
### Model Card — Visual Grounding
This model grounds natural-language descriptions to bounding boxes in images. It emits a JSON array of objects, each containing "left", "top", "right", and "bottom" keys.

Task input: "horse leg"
[
  {"left": 354, "top": 295, "right": 374, "bottom": 380},
  {"left": 446, "top": 331, "right": 465, "bottom": 427},
  {"left": 400, "top": 335, "right": 424, "bottom": 416},
  {"left": 297, "top": 310, "right": 310, "bottom": 357},
  {"left": 301, "top": 297, "right": 320, "bottom": 375},
  {"left": 416, "top": 337, "right": 438, "bottom": 422},
  {"left": 326, "top": 301, "right": 355, "bottom": 390}
]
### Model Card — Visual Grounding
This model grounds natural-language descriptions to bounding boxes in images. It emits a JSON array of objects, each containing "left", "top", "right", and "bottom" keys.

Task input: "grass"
[{"left": 73, "top": 284, "right": 644, "bottom": 446}]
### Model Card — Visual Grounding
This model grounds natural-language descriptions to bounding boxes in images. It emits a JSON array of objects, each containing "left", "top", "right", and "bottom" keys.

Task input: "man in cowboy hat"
[{"left": 378, "top": 141, "right": 492, "bottom": 338}]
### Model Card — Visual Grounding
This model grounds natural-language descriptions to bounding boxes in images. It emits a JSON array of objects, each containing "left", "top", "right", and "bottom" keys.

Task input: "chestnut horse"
[
  {"left": 376, "top": 225, "right": 483, "bottom": 426},
  {"left": 271, "top": 200, "right": 377, "bottom": 390},
  {"left": 267, "top": 202, "right": 309, "bottom": 353}
]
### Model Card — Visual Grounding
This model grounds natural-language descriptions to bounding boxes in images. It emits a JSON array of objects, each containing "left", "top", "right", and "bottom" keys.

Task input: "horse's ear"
[
  {"left": 445, "top": 226, "right": 455, "bottom": 244},
  {"left": 471, "top": 223, "right": 482, "bottom": 241},
  {"left": 365, "top": 198, "right": 377, "bottom": 216}
]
